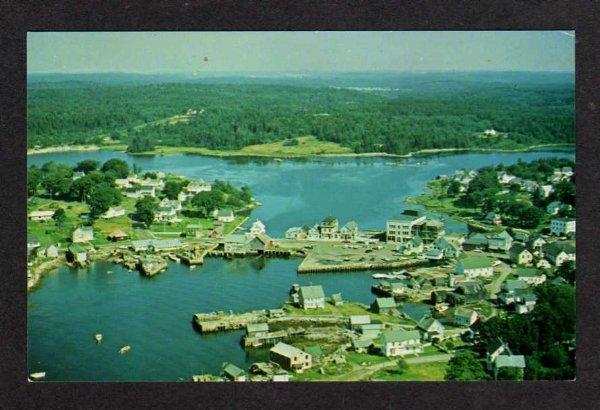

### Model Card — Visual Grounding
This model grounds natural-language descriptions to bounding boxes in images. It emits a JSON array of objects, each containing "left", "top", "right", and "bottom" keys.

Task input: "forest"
[{"left": 27, "top": 73, "right": 574, "bottom": 155}]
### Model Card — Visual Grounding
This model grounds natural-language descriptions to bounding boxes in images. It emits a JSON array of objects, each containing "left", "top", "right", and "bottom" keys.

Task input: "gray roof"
[
  {"left": 270, "top": 342, "right": 306, "bottom": 358},
  {"left": 350, "top": 315, "right": 371, "bottom": 325},
  {"left": 300, "top": 285, "right": 325, "bottom": 300},
  {"left": 381, "top": 330, "right": 421, "bottom": 345},
  {"left": 504, "top": 279, "right": 529, "bottom": 292},
  {"left": 373, "top": 297, "right": 396, "bottom": 309},
  {"left": 495, "top": 355, "right": 526, "bottom": 369},
  {"left": 222, "top": 362, "right": 246, "bottom": 378},
  {"left": 401, "top": 303, "right": 431, "bottom": 322},
  {"left": 417, "top": 317, "right": 444, "bottom": 332},
  {"left": 247, "top": 322, "right": 269, "bottom": 333}
]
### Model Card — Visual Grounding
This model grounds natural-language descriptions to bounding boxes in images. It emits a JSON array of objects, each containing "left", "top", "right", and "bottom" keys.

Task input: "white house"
[
  {"left": 214, "top": 209, "right": 235, "bottom": 223},
  {"left": 454, "top": 307, "right": 479, "bottom": 327},
  {"left": 250, "top": 220, "right": 266, "bottom": 235},
  {"left": 380, "top": 330, "right": 423, "bottom": 357},
  {"left": 299, "top": 285, "right": 325, "bottom": 309},
  {"left": 456, "top": 257, "right": 494, "bottom": 278},
  {"left": 550, "top": 218, "right": 576, "bottom": 236},
  {"left": 538, "top": 185, "right": 553, "bottom": 198},
  {"left": 72, "top": 226, "right": 94, "bottom": 243},
  {"left": 114, "top": 178, "right": 132, "bottom": 189},
  {"left": 546, "top": 201, "right": 563, "bottom": 215},
  {"left": 187, "top": 180, "right": 212, "bottom": 194},
  {"left": 28, "top": 210, "right": 55, "bottom": 221}
]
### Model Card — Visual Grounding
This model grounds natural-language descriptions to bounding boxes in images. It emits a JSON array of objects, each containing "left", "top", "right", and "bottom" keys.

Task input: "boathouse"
[{"left": 269, "top": 342, "right": 312, "bottom": 373}]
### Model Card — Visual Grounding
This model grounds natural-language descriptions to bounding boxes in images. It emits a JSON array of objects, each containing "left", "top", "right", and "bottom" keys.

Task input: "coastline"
[{"left": 27, "top": 142, "right": 574, "bottom": 159}]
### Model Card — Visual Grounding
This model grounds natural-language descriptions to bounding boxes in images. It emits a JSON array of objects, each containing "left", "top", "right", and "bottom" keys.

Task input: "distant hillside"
[{"left": 27, "top": 72, "right": 574, "bottom": 154}]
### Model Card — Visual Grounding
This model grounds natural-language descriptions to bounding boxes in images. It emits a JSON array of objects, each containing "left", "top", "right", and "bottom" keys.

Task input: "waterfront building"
[
  {"left": 186, "top": 180, "right": 212, "bottom": 194},
  {"left": 299, "top": 285, "right": 325, "bottom": 309},
  {"left": 550, "top": 218, "right": 576, "bottom": 236},
  {"left": 370, "top": 297, "right": 396, "bottom": 314},
  {"left": 250, "top": 220, "right": 266, "bottom": 235},
  {"left": 269, "top": 342, "right": 312, "bottom": 373},
  {"left": 330, "top": 293, "right": 343, "bottom": 306},
  {"left": 509, "top": 244, "right": 533, "bottom": 265},
  {"left": 222, "top": 362, "right": 246, "bottom": 382},
  {"left": 72, "top": 226, "right": 94, "bottom": 243},
  {"left": 46, "top": 244, "right": 59, "bottom": 258},
  {"left": 339, "top": 220, "right": 358, "bottom": 241},
  {"left": 246, "top": 323, "right": 269, "bottom": 339},
  {"left": 28, "top": 210, "right": 56, "bottom": 221},
  {"left": 318, "top": 216, "right": 339, "bottom": 240},
  {"left": 67, "top": 244, "right": 87, "bottom": 265},
  {"left": 27, "top": 235, "right": 41, "bottom": 254},
  {"left": 456, "top": 256, "right": 493, "bottom": 278},
  {"left": 380, "top": 330, "right": 423, "bottom": 357},
  {"left": 386, "top": 209, "right": 444, "bottom": 244}
]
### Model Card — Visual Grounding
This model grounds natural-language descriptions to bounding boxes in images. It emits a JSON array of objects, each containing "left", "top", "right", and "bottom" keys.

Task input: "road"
[{"left": 326, "top": 353, "right": 452, "bottom": 381}]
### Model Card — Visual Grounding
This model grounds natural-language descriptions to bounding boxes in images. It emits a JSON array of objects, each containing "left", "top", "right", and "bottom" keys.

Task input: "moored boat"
[
  {"left": 29, "top": 372, "right": 46, "bottom": 380},
  {"left": 119, "top": 345, "right": 131, "bottom": 354}
]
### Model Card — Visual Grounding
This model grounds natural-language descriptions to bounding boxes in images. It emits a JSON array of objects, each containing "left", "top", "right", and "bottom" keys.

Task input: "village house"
[
  {"left": 72, "top": 226, "right": 94, "bottom": 243},
  {"left": 371, "top": 297, "right": 396, "bottom": 314},
  {"left": 269, "top": 342, "right": 312, "bottom": 373},
  {"left": 268, "top": 308, "right": 285, "bottom": 318},
  {"left": 214, "top": 209, "right": 235, "bottom": 223},
  {"left": 431, "top": 237, "right": 461, "bottom": 259},
  {"left": 498, "top": 280, "right": 529, "bottom": 305},
  {"left": 107, "top": 229, "right": 129, "bottom": 242},
  {"left": 511, "top": 229, "right": 530, "bottom": 243},
  {"left": 28, "top": 210, "right": 56, "bottom": 222},
  {"left": 27, "top": 235, "right": 41, "bottom": 254},
  {"left": 417, "top": 317, "right": 445, "bottom": 341},
  {"left": 349, "top": 315, "right": 371, "bottom": 330},
  {"left": 521, "top": 179, "right": 539, "bottom": 193},
  {"left": 339, "top": 220, "right": 359, "bottom": 241},
  {"left": 330, "top": 293, "right": 343, "bottom": 306},
  {"left": 352, "top": 337, "right": 375, "bottom": 354},
  {"left": 114, "top": 178, "right": 132, "bottom": 189},
  {"left": 318, "top": 216, "right": 340, "bottom": 240},
  {"left": 386, "top": 209, "right": 444, "bottom": 244},
  {"left": 358, "top": 323, "right": 384, "bottom": 339},
  {"left": 285, "top": 227, "right": 305, "bottom": 240},
  {"left": 380, "top": 330, "right": 423, "bottom": 357},
  {"left": 299, "top": 285, "right": 325, "bottom": 309},
  {"left": 186, "top": 180, "right": 212, "bottom": 194},
  {"left": 462, "top": 232, "right": 489, "bottom": 251},
  {"left": 454, "top": 307, "right": 479, "bottom": 327},
  {"left": 526, "top": 235, "right": 547, "bottom": 253},
  {"left": 71, "top": 171, "right": 85, "bottom": 180},
  {"left": 538, "top": 184, "right": 554, "bottom": 198},
  {"left": 456, "top": 256, "right": 494, "bottom": 278},
  {"left": 401, "top": 303, "right": 432, "bottom": 323},
  {"left": 101, "top": 206, "right": 127, "bottom": 219},
  {"left": 140, "top": 178, "right": 165, "bottom": 191},
  {"left": 514, "top": 291, "right": 538, "bottom": 314},
  {"left": 399, "top": 235, "right": 424, "bottom": 256},
  {"left": 221, "top": 362, "right": 246, "bottom": 382},
  {"left": 177, "top": 191, "right": 189, "bottom": 202},
  {"left": 250, "top": 220, "right": 266, "bottom": 235},
  {"left": 246, "top": 323, "right": 269, "bottom": 339},
  {"left": 514, "top": 268, "right": 546, "bottom": 286},
  {"left": 131, "top": 239, "right": 182, "bottom": 252},
  {"left": 67, "top": 244, "right": 87, "bottom": 265},
  {"left": 45, "top": 244, "right": 60, "bottom": 258},
  {"left": 486, "top": 339, "right": 526, "bottom": 380},
  {"left": 210, "top": 221, "right": 225, "bottom": 238},
  {"left": 185, "top": 224, "right": 204, "bottom": 238},
  {"left": 125, "top": 187, "right": 141, "bottom": 199},
  {"left": 222, "top": 234, "right": 266, "bottom": 254},
  {"left": 543, "top": 241, "right": 576, "bottom": 267},
  {"left": 154, "top": 205, "right": 179, "bottom": 223},
  {"left": 487, "top": 230, "right": 513, "bottom": 252},
  {"left": 485, "top": 212, "right": 502, "bottom": 226},
  {"left": 551, "top": 217, "right": 576, "bottom": 236},
  {"left": 546, "top": 201, "right": 563, "bottom": 215},
  {"left": 159, "top": 198, "right": 182, "bottom": 212},
  {"left": 447, "top": 281, "right": 487, "bottom": 305},
  {"left": 509, "top": 244, "right": 533, "bottom": 265},
  {"left": 497, "top": 171, "right": 517, "bottom": 184},
  {"left": 536, "top": 258, "right": 552, "bottom": 269},
  {"left": 139, "top": 185, "right": 156, "bottom": 197}
]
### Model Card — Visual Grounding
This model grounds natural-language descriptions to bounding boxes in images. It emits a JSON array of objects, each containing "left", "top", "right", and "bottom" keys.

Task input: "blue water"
[{"left": 27, "top": 149, "right": 574, "bottom": 380}]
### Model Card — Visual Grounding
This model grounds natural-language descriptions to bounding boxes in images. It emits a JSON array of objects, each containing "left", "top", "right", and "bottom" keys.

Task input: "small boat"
[
  {"left": 168, "top": 253, "right": 181, "bottom": 263},
  {"left": 29, "top": 372, "right": 46, "bottom": 380},
  {"left": 119, "top": 345, "right": 131, "bottom": 354},
  {"left": 372, "top": 273, "right": 388, "bottom": 279},
  {"left": 95, "top": 334, "right": 103, "bottom": 343}
]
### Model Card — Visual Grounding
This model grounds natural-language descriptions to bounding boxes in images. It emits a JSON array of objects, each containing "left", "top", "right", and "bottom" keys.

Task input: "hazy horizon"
[{"left": 28, "top": 31, "right": 575, "bottom": 74}]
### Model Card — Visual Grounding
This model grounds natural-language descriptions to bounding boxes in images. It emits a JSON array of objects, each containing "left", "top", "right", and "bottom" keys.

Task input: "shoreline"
[{"left": 27, "top": 142, "right": 574, "bottom": 159}]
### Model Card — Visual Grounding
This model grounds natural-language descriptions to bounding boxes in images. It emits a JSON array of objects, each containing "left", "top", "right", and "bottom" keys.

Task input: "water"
[{"left": 27, "top": 149, "right": 574, "bottom": 381}]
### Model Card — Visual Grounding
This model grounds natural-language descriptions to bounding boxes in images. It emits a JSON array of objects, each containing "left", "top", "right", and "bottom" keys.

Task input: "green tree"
[
  {"left": 135, "top": 196, "right": 157, "bottom": 227},
  {"left": 444, "top": 351, "right": 489, "bottom": 381},
  {"left": 86, "top": 183, "right": 122, "bottom": 218},
  {"left": 191, "top": 191, "right": 220, "bottom": 217},
  {"left": 163, "top": 180, "right": 183, "bottom": 200},
  {"left": 447, "top": 180, "right": 462, "bottom": 196},
  {"left": 52, "top": 208, "right": 67, "bottom": 226},
  {"left": 556, "top": 261, "right": 575, "bottom": 284},
  {"left": 497, "top": 367, "right": 523, "bottom": 381},
  {"left": 74, "top": 159, "right": 100, "bottom": 173},
  {"left": 27, "top": 166, "right": 43, "bottom": 197},
  {"left": 101, "top": 158, "right": 130, "bottom": 178}
]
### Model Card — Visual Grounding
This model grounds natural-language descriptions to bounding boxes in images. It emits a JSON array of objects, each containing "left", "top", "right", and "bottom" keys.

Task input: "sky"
[{"left": 27, "top": 31, "right": 575, "bottom": 74}]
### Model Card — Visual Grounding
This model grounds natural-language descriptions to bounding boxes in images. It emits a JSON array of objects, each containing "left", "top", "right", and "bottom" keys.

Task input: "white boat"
[
  {"left": 119, "top": 345, "right": 131, "bottom": 354},
  {"left": 95, "top": 334, "right": 103, "bottom": 343},
  {"left": 372, "top": 273, "right": 389, "bottom": 279},
  {"left": 29, "top": 372, "right": 46, "bottom": 380}
]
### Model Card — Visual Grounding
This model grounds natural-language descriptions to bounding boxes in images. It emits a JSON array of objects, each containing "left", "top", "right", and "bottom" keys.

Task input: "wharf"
[{"left": 297, "top": 257, "right": 428, "bottom": 274}]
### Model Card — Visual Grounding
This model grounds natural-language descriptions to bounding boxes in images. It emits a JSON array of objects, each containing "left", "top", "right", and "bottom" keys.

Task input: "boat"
[
  {"left": 95, "top": 334, "right": 103, "bottom": 343},
  {"left": 372, "top": 273, "right": 390, "bottom": 279},
  {"left": 167, "top": 253, "right": 181, "bottom": 263},
  {"left": 119, "top": 345, "right": 131, "bottom": 354},
  {"left": 29, "top": 372, "right": 46, "bottom": 380}
]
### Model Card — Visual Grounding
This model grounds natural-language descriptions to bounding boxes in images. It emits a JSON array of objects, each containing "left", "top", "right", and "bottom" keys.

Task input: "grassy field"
[
  {"left": 129, "top": 136, "right": 355, "bottom": 158},
  {"left": 284, "top": 302, "right": 413, "bottom": 325},
  {"left": 27, "top": 198, "right": 89, "bottom": 246},
  {"left": 371, "top": 361, "right": 448, "bottom": 381}
]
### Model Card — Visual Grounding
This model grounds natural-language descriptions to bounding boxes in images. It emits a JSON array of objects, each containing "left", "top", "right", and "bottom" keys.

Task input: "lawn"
[
  {"left": 284, "top": 302, "right": 410, "bottom": 325},
  {"left": 371, "top": 361, "right": 448, "bottom": 381},
  {"left": 27, "top": 198, "right": 89, "bottom": 246}
]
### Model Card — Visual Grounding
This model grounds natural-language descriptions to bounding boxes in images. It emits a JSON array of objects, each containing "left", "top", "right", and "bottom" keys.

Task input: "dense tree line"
[
  {"left": 189, "top": 180, "right": 252, "bottom": 217},
  {"left": 28, "top": 80, "right": 574, "bottom": 154}
]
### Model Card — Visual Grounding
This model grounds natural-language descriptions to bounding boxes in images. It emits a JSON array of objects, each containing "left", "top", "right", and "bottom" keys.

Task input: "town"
[{"left": 27, "top": 156, "right": 575, "bottom": 381}]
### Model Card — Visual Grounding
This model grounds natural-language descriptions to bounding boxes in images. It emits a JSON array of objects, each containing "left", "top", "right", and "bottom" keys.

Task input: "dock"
[{"left": 297, "top": 257, "right": 429, "bottom": 274}]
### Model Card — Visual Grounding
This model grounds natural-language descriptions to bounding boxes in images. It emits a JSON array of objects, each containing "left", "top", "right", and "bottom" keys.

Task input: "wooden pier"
[{"left": 297, "top": 257, "right": 429, "bottom": 274}]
